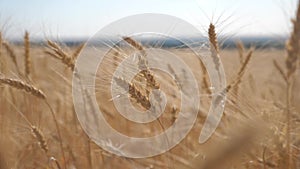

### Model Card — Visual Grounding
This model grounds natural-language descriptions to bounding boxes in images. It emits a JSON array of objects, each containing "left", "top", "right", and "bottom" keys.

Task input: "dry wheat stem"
[
  {"left": 44, "top": 100, "right": 67, "bottom": 169},
  {"left": 225, "top": 48, "right": 253, "bottom": 93},
  {"left": 24, "top": 31, "right": 31, "bottom": 78}
]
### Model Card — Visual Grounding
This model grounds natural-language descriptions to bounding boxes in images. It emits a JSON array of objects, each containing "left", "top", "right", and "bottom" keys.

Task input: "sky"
[{"left": 0, "top": 0, "right": 298, "bottom": 40}]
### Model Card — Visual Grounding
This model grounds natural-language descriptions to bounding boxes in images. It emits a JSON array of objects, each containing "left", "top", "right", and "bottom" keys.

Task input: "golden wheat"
[
  {"left": 208, "top": 23, "right": 221, "bottom": 75},
  {"left": 31, "top": 125, "right": 48, "bottom": 153},
  {"left": 45, "top": 40, "right": 75, "bottom": 70},
  {"left": 236, "top": 41, "right": 245, "bottom": 64},
  {"left": 225, "top": 48, "right": 253, "bottom": 93},
  {"left": 122, "top": 37, "right": 160, "bottom": 89},
  {"left": 286, "top": 0, "right": 300, "bottom": 78},
  {"left": 72, "top": 43, "right": 86, "bottom": 59},
  {"left": 0, "top": 77, "right": 46, "bottom": 99},
  {"left": 114, "top": 76, "right": 151, "bottom": 109},
  {"left": 123, "top": 36, "right": 145, "bottom": 52},
  {"left": 24, "top": 31, "right": 31, "bottom": 78},
  {"left": 208, "top": 23, "right": 219, "bottom": 53},
  {"left": 3, "top": 41, "right": 21, "bottom": 74},
  {"left": 0, "top": 32, "right": 2, "bottom": 72}
]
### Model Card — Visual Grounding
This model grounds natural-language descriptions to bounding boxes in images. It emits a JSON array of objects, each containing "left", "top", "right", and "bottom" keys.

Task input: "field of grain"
[{"left": 0, "top": 2, "right": 300, "bottom": 169}]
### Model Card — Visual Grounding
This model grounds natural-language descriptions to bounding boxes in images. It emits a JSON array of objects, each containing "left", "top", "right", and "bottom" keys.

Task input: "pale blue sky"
[{"left": 0, "top": 0, "right": 298, "bottom": 39}]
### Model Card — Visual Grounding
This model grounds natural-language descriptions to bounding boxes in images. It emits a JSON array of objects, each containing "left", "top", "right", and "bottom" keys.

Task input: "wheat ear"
[
  {"left": 273, "top": 60, "right": 288, "bottom": 82},
  {"left": 122, "top": 37, "right": 160, "bottom": 90},
  {"left": 3, "top": 41, "right": 21, "bottom": 75},
  {"left": 208, "top": 23, "right": 219, "bottom": 53},
  {"left": 24, "top": 31, "right": 31, "bottom": 78},
  {"left": 286, "top": 0, "right": 300, "bottom": 78},
  {"left": 0, "top": 77, "right": 46, "bottom": 99},
  {"left": 123, "top": 36, "right": 145, "bottom": 52},
  {"left": 0, "top": 76, "right": 66, "bottom": 168},
  {"left": 0, "top": 32, "right": 2, "bottom": 72},
  {"left": 31, "top": 125, "right": 48, "bottom": 153},
  {"left": 225, "top": 48, "right": 253, "bottom": 93},
  {"left": 208, "top": 23, "right": 221, "bottom": 74},
  {"left": 114, "top": 77, "right": 151, "bottom": 109},
  {"left": 45, "top": 40, "right": 74, "bottom": 70},
  {"left": 236, "top": 40, "right": 245, "bottom": 64}
]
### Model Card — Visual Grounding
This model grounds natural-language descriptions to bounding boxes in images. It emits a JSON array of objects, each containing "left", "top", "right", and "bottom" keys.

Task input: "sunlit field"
[{"left": 0, "top": 1, "right": 300, "bottom": 169}]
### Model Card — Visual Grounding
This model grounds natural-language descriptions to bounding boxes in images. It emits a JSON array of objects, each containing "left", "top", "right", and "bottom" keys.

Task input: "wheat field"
[{"left": 0, "top": 2, "right": 300, "bottom": 169}]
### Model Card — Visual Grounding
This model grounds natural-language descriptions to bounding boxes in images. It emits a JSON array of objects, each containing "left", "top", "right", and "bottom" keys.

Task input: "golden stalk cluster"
[{"left": 114, "top": 76, "right": 151, "bottom": 109}]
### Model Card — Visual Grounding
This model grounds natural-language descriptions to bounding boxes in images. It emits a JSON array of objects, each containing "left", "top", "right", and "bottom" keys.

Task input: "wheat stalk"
[
  {"left": 284, "top": 2, "right": 300, "bottom": 168},
  {"left": 225, "top": 48, "right": 253, "bottom": 93},
  {"left": 24, "top": 31, "right": 31, "bottom": 78}
]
